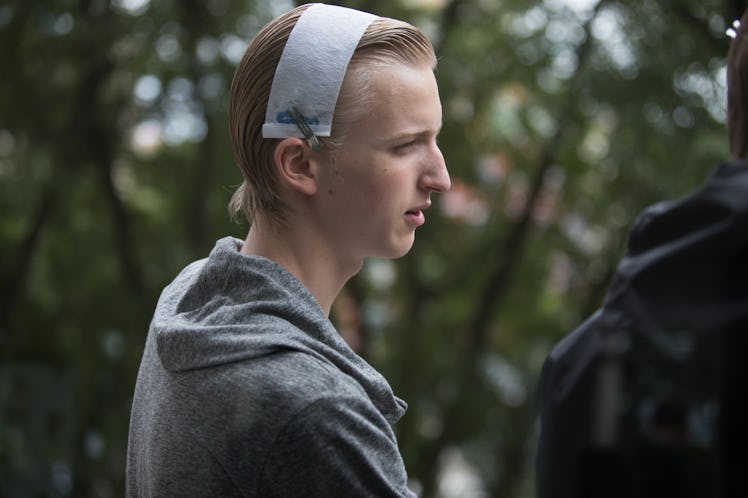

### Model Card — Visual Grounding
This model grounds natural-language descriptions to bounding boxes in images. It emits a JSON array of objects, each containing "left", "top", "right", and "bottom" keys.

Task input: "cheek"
[
  {"left": 362, "top": 174, "right": 399, "bottom": 209},
  {"left": 326, "top": 176, "right": 383, "bottom": 219},
  {"left": 323, "top": 158, "right": 345, "bottom": 196},
  {"left": 343, "top": 168, "right": 389, "bottom": 204},
  {"left": 330, "top": 155, "right": 402, "bottom": 213}
]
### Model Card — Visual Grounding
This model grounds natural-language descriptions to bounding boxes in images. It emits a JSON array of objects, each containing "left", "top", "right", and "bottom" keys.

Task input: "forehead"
[{"left": 349, "top": 64, "right": 441, "bottom": 139}]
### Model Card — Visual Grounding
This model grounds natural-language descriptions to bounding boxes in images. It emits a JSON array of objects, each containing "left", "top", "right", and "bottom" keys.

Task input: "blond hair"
[{"left": 227, "top": 4, "right": 437, "bottom": 226}]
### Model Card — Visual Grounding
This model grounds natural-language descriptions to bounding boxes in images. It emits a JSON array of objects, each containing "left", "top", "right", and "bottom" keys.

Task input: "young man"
[{"left": 126, "top": 3, "right": 449, "bottom": 497}]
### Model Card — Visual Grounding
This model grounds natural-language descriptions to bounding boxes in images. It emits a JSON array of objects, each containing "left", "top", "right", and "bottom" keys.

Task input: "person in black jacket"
[
  {"left": 719, "top": 10, "right": 748, "bottom": 497},
  {"left": 536, "top": 9, "right": 748, "bottom": 498}
]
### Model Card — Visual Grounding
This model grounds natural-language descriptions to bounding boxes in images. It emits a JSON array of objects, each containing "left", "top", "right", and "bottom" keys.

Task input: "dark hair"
[{"left": 727, "top": 10, "right": 748, "bottom": 159}]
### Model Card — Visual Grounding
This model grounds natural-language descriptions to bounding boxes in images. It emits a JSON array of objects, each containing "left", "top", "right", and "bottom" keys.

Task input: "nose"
[{"left": 420, "top": 144, "right": 451, "bottom": 193}]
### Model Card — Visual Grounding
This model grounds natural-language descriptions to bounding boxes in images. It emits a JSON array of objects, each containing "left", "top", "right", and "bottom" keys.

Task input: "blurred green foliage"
[{"left": 0, "top": 0, "right": 740, "bottom": 496}]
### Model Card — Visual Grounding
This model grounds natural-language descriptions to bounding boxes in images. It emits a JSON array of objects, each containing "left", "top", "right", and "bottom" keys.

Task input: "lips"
[{"left": 405, "top": 203, "right": 429, "bottom": 226}]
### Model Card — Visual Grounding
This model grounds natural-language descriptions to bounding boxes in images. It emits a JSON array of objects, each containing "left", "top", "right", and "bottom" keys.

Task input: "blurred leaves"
[{"left": 0, "top": 0, "right": 737, "bottom": 496}]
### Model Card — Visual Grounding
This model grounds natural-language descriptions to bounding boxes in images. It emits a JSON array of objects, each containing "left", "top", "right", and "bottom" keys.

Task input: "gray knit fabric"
[{"left": 126, "top": 237, "right": 415, "bottom": 497}]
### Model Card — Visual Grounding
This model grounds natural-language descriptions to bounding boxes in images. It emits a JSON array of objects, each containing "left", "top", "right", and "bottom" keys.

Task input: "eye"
[{"left": 393, "top": 140, "right": 417, "bottom": 153}]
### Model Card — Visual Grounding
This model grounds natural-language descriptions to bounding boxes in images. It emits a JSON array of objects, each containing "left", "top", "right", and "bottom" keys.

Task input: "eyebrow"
[{"left": 385, "top": 126, "right": 442, "bottom": 144}]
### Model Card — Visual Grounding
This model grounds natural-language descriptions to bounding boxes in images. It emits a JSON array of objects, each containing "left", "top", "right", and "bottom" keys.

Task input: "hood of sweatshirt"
[{"left": 152, "top": 237, "right": 406, "bottom": 423}]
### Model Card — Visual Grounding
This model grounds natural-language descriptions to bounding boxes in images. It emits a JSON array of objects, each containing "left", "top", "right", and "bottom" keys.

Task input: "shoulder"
[
  {"left": 175, "top": 349, "right": 374, "bottom": 425},
  {"left": 228, "top": 349, "right": 374, "bottom": 414},
  {"left": 258, "top": 387, "right": 413, "bottom": 498}
]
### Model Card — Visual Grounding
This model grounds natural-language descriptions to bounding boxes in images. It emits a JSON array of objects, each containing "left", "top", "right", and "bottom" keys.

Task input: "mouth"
[{"left": 405, "top": 204, "right": 429, "bottom": 227}]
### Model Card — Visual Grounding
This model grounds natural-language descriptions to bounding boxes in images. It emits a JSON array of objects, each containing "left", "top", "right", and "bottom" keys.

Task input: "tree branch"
[
  {"left": 181, "top": 0, "right": 219, "bottom": 255},
  {"left": 0, "top": 188, "right": 57, "bottom": 336},
  {"left": 75, "top": 59, "right": 146, "bottom": 297}
]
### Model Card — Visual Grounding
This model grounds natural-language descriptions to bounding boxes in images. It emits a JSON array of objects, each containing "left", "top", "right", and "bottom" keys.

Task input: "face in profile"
[{"left": 313, "top": 63, "right": 451, "bottom": 263}]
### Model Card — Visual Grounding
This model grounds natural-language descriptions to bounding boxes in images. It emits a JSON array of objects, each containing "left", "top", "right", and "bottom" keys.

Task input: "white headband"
[{"left": 261, "top": 4, "right": 377, "bottom": 146}]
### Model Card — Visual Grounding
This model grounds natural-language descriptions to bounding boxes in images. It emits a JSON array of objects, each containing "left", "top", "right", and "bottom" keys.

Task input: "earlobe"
[{"left": 274, "top": 138, "right": 319, "bottom": 196}]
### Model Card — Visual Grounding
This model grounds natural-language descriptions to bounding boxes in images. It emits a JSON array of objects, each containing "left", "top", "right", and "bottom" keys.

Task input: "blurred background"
[{"left": 0, "top": 0, "right": 742, "bottom": 496}]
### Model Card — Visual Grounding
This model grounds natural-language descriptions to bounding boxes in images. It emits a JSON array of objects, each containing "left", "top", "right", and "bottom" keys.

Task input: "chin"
[
  {"left": 384, "top": 239, "right": 416, "bottom": 260},
  {"left": 366, "top": 233, "right": 416, "bottom": 260}
]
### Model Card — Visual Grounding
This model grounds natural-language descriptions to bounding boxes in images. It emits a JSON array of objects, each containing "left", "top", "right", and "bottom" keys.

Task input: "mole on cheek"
[
  {"left": 331, "top": 163, "right": 344, "bottom": 187},
  {"left": 328, "top": 188, "right": 334, "bottom": 196}
]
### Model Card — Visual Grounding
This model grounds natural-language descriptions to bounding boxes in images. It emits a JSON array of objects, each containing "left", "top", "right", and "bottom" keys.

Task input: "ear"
[{"left": 273, "top": 138, "right": 320, "bottom": 196}]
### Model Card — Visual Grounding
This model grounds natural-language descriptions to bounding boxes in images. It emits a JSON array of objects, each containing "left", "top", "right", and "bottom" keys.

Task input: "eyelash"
[
  {"left": 393, "top": 134, "right": 441, "bottom": 154},
  {"left": 394, "top": 141, "right": 417, "bottom": 152}
]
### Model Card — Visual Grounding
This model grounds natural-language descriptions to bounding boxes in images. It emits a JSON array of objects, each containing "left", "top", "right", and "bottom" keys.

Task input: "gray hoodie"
[{"left": 126, "top": 237, "right": 415, "bottom": 497}]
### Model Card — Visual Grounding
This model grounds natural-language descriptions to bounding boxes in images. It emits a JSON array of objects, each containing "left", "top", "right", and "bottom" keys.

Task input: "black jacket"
[{"left": 536, "top": 161, "right": 748, "bottom": 498}]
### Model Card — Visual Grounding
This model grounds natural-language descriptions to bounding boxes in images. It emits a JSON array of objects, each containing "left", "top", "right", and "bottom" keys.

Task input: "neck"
[{"left": 240, "top": 217, "right": 362, "bottom": 315}]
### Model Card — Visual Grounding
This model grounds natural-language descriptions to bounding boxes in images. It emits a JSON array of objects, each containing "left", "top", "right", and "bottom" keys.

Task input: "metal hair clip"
[
  {"left": 726, "top": 19, "right": 741, "bottom": 39},
  {"left": 290, "top": 107, "right": 322, "bottom": 151}
]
